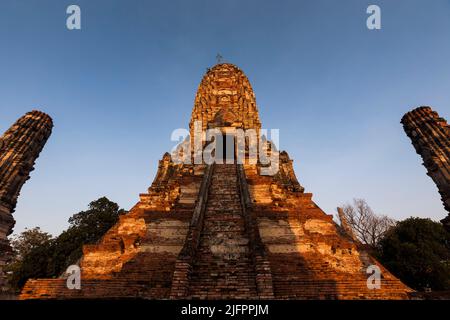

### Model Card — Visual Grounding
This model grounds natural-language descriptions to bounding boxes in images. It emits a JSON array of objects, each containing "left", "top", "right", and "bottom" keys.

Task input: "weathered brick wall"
[
  {"left": 0, "top": 110, "right": 52, "bottom": 294},
  {"left": 19, "top": 64, "right": 413, "bottom": 300},
  {"left": 401, "top": 106, "right": 450, "bottom": 231},
  {"left": 245, "top": 161, "right": 412, "bottom": 299},
  {"left": 20, "top": 154, "right": 204, "bottom": 299}
]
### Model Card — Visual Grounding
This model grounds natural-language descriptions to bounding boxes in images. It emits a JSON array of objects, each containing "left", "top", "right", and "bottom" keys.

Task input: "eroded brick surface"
[
  {"left": 20, "top": 64, "right": 413, "bottom": 300},
  {"left": 0, "top": 111, "right": 53, "bottom": 294},
  {"left": 187, "top": 164, "right": 257, "bottom": 299},
  {"left": 245, "top": 163, "right": 412, "bottom": 300},
  {"left": 402, "top": 106, "right": 450, "bottom": 231}
]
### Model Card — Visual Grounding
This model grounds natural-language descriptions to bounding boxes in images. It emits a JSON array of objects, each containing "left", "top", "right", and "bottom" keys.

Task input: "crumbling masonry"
[
  {"left": 20, "top": 64, "right": 411, "bottom": 299},
  {"left": 0, "top": 110, "right": 53, "bottom": 293},
  {"left": 401, "top": 106, "right": 450, "bottom": 231}
]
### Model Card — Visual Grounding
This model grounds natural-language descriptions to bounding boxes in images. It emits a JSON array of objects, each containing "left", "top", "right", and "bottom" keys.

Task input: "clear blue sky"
[{"left": 1, "top": 0, "right": 449, "bottom": 236}]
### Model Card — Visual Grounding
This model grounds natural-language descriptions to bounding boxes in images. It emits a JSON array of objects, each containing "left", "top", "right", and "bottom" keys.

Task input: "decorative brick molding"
[{"left": 170, "top": 164, "right": 213, "bottom": 298}]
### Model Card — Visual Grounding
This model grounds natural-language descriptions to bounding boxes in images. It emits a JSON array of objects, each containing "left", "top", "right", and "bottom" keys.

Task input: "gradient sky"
[{"left": 1, "top": 0, "right": 449, "bottom": 237}]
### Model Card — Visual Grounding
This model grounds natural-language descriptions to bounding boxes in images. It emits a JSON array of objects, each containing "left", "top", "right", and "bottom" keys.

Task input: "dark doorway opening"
[{"left": 217, "top": 134, "right": 235, "bottom": 164}]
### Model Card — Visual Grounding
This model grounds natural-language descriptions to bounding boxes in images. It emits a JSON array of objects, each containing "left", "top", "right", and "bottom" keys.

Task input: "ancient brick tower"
[
  {"left": 21, "top": 64, "right": 412, "bottom": 299},
  {"left": 0, "top": 110, "right": 53, "bottom": 293},
  {"left": 401, "top": 107, "right": 450, "bottom": 231}
]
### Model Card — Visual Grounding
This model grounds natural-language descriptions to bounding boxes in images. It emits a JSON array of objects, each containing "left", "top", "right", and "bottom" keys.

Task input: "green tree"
[
  {"left": 10, "top": 227, "right": 53, "bottom": 261},
  {"left": 8, "top": 240, "right": 54, "bottom": 290},
  {"left": 7, "top": 227, "right": 54, "bottom": 289},
  {"left": 377, "top": 217, "right": 450, "bottom": 291},
  {"left": 7, "top": 197, "right": 126, "bottom": 291}
]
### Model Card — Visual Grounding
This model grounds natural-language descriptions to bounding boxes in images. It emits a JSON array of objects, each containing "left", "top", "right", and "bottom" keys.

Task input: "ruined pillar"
[
  {"left": 0, "top": 110, "right": 53, "bottom": 292},
  {"left": 401, "top": 106, "right": 450, "bottom": 231}
]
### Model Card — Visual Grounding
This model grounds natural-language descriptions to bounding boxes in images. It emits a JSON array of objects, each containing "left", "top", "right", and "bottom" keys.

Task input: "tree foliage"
[
  {"left": 376, "top": 217, "right": 450, "bottom": 291},
  {"left": 7, "top": 197, "right": 126, "bottom": 290},
  {"left": 10, "top": 227, "right": 53, "bottom": 261}
]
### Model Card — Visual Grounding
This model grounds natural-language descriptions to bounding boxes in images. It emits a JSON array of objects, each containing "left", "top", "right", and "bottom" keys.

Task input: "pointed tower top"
[{"left": 190, "top": 63, "right": 261, "bottom": 134}]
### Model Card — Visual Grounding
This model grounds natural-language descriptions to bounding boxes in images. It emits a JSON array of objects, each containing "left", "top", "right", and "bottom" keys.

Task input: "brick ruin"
[
  {"left": 401, "top": 107, "right": 450, "bottom": 231},
  {"left": 0, "top": 110, "right": 53, "bottom": 294},
  {"left": 20, "top": 64, "right": 412, "bottom": 299}
]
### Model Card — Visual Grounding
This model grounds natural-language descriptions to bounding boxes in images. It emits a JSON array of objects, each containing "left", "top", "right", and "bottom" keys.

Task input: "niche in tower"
[{"left": 216, "top": 133, "right": 235, "bottom": 164}]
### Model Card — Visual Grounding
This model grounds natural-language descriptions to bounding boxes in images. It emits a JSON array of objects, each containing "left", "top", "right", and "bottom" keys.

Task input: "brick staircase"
[{"left": 187, "top": 164, "right": 258, "bottom": 299}]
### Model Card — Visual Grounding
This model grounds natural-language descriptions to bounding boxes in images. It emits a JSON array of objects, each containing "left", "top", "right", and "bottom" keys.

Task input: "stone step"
[{"left": 187, "top": 164, "right": 257, "bottom": 299}]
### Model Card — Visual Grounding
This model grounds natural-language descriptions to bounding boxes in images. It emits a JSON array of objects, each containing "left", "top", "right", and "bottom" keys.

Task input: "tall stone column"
[
  {"left": 401, "top": 106, "right": 450, "bottom": 231},
  {"left": 0, "top": 110, "right": 53, "bottom": 293}
]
